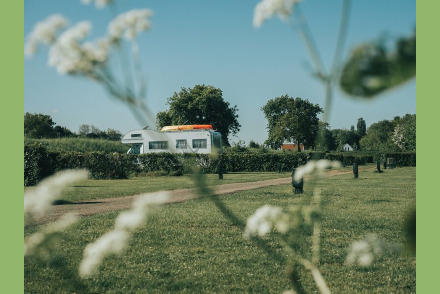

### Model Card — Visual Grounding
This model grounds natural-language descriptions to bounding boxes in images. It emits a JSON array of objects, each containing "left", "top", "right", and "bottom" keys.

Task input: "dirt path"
[{"left": 32, "top": 167, "right": 375, "bottom": 225}]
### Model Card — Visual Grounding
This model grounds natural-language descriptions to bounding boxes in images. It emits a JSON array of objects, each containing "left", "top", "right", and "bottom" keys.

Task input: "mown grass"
[
  {"left": 24, "top": 167, "right": 416, "bottom": 293},
  {"left": 29, "top": 172, "right": 293, "bottom": 202},
  {"left": 25, "top": 137, "right": 129, "bottom": 153}
]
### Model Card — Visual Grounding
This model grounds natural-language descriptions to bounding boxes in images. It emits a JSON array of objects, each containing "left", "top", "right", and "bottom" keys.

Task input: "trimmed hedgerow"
[
  {"left": 383, "top": 152, "right": 416, "bottom": 167},
  {"left": 324, "top": 152, "right": 375, "bottom": 166},
  {"left": 24, "top": 142, "right": 416, "bottom": 185},
  {"left": 24, "top": 143, "right": 55, "bottom": 186}
]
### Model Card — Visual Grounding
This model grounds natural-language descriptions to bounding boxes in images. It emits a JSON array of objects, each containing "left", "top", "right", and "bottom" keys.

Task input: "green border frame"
[
  {"left": 417, "top": 1, "right": 436, "bottom": 293},
  {"left": 1, "top": 0, "right": 24, "bottom": 292},
  {"left": 14, "top": 1, "right": 426, "bottom": 293}
]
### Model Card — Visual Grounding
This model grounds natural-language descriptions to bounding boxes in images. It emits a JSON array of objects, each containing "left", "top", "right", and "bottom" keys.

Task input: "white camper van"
[{"left": 121, "top": 125, "right": 222, "bottom": 154}]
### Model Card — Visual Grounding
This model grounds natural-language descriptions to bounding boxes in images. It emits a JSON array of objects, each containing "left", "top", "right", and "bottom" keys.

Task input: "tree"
[
  {"left": 78, "top": 124, "right": 91, "bottom": 136},
  {"left": 315, "top": 121, "right": 335, "bottom": 151},
  {"left": 156, "top": 85, "right": 241, "bottom": 146},
  {"left": 360, "top": 120, "right": 396, "bottom": 151},
  {"left": 261, "top": 95, "right": 323, "bottom": 151},
  {"left": 53, "top": 126, "right": 75, "bottom": 138},
  {"left": 106, "top": 128, "right": 123, "bottom": 141},
  {"left": 356, "top": 117, "right": 367, "bottom": 138},
  {"left": 392, "top": 114, "right": 416, "bottom": 151},
  {"left": 24, "top": 112, "right": 56, "bottom": 138}
]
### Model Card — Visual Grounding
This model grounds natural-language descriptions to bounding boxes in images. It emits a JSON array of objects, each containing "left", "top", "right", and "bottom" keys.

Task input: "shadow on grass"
[{"left": 52, "top": 200, "right": 103, "bottom": 205}]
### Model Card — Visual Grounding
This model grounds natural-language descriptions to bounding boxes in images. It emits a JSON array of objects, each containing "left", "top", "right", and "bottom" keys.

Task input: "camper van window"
[
  {"left": 131, "top": 133, "right": 142, "bottom": 138},
  {"left": 149, "top": 141, "right": 168, "bottom": 150},
  {"left": 176, "top": 140, "right": 188, "bottom": 149},
  {"left": 213, "top": 135, "right": 222, "bottom": 150},
  {"left": 128, "top": 144, "right": 142, "bottom": 154},
  {"left": 192, "top": 139, "right": 207, "bottom": 149}
]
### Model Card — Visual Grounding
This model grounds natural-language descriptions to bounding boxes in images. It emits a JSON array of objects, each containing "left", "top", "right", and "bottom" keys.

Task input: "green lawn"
[
  {"left": 24, "top": 167, "right": 416, "bottom": 293},
  {"left": 45, "top": 172, "right": 293, "bottom": 202}
]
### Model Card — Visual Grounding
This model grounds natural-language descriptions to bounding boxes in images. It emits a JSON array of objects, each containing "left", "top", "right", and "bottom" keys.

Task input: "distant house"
[
  {"left": 342, "top": 143, "right": 354, "bottom": 152},
  {"left": 281, "top": 143, "right": 305, "bottom": 151}
]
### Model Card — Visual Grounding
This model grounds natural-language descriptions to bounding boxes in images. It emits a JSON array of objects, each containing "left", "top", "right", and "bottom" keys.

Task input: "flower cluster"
[
  {"left": 345, "top": 234, "right": 386, "bottom": 267},
  {"left": 253, "top": 0, "right": 301, "bottom": 28},
  {"left": 24, "top": 213, "right": 79, "bottom": 256},
  {"left": 293, "top": 159, "right": 341, "bottom": 182},
  {"left": 108, "top": 9, "right": 153, "bottom": 42},
  {"left": 25, "top": 14, "right": 69, "bottom": 57},
  {"left": 24, "top": 169, "right": 88, "bottom": 222},
  {"left": 79, "top": 192, "right": 169, "bottom": 277},
  {"left": 244, "top": 205, "right": 291, "bottom": 238},
  {"left": 80, "top": 0, "right": 114, "bottom": 10},
  {"left": 47, "top": 21, "right": 110, "bottom": 75}
]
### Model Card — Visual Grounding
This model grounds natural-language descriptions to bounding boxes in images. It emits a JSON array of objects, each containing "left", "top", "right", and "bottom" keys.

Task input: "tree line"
[
  {"left": 24, "top": 113, "right": 122, "bottom": 141},
  {"left": 25, "top": 86, "right": 415, "bottom": 153}
]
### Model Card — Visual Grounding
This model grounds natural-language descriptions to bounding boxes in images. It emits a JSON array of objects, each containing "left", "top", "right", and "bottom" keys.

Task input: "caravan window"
[
  {"left": 192, "top": 139, "right": 207, "bottom": 149},
  {"left": 128, "top": 144, "right": 142, "bottom": 154},
  {"left": 149, "top": 141, "right": 168, "bottom": 150},
  {"left": 131, "top": 133, "right": 142, "bottom": 138},
  {"left": 176, "top": 139, "right": 188, "bottom": 149}
]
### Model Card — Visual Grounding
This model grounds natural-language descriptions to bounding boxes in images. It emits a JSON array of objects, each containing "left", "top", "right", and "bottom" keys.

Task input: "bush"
[
  {"left": 383, "top": 152, "right": 416, "bottom": 167},
  {"left": 324, "top": 152, "right": 375, "bottom": 166},
  {"left": 24, "top": 143, "right": 55, "bottom": 186}
]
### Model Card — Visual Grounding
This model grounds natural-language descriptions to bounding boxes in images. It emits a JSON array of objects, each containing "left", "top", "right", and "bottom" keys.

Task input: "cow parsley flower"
[
  {"left": 293, "top": 159, "right": 341, "bottom": 182},
  {"left": 244, "top": 205, "right": 291, "bottom": 238},
  {"left": 345, "top": 234, "right": 386, "bottom": 267},
  {"left": 25, "top": 14, "right": 69, "bottom": 57},
  {"left": 24, "top": 169, "right": 88, "bottom": 221},
  {"left": 108, "top": 9, "right": 153, "bottom": 42},
  {"left": 80, "top": 0, "right": 114, "bottom": 9},
  {"left": 24, "top": 213, "right": 79, "bottom": 256},
  {"left": 253, "top": 0, "right": 301, "bottom": 28},
  {"left": 79, "top": 192, "right": 169, "bottom": 277},
  {"left": 48, "top": 21, "right": 110, "bottom": 75}
]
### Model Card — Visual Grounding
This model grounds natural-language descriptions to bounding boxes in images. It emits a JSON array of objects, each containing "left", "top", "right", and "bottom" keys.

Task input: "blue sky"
[{"left": 24, "top": 0, "right": 416, "bottom": 145}]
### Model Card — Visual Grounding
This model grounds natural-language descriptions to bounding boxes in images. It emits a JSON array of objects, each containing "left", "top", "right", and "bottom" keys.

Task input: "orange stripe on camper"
[{"left": 160, "top": 125, "right": 213, "bottom": 131}]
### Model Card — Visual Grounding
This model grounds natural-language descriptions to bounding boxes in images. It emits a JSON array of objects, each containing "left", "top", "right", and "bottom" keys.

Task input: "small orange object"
[{"left": 160, "top": 124, "right": 213, "bottom": 131}]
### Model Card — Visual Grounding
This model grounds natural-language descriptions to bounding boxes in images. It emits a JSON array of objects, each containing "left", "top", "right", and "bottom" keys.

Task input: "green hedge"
[
  {"left": 383, "top": 152, "right": 416, "bottom": 167},
  {"left": 24, "top": 142, "right": 416, "bottom": 186},
  {"left": 324, "top": 152, "right": 375, "bottom": 166}
]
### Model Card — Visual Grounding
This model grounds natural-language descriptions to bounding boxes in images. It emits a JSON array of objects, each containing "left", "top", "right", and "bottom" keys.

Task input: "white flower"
[
  {"left": 24, "top": 213, "right": 79, "bottom": 256},
  {"left": 25, "top": 14, "right": 69, "bottom": 57},
  {"left": 24, "top": 169, "right": 88, "bottom": 220},
  {"left": 79, "top": 192, "right": 169, "bottom": 277},
  {"left": 345, "top": 235, "right": 386, "bottom": 267},
  {"left": 81, "top": 0, "right": 113, "bottom": 9},
  {"left": 244, "top": 205, "right": 290, "bottom": 238},
  {"left": 48, "top": 21, "right": 110, "bottom": 75},
  {"left": 253, "top": 0, "right": 301, "bottom": 28},
  {"left": 114, "top": 192, "right": 169, "bottom": 231},
  {"left": 108, "top": 9, "right": 153, "bottom": 42},
  {"left": 293, "top": 160, "right": 341, "bottom": 182},
  {"left": 79, "top": 230, "right": 130, "bottom": 277}
]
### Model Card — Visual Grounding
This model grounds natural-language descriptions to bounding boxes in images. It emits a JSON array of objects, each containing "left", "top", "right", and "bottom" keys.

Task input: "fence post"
[
  {"left": 292, "top": 167, "right": 304, "bottom": 194},
  {"left": 353, "top": 162, "right": 358, "bottom": 179},
  {"left": 217, "top": 156, "right": 224, "bottom": 180}
]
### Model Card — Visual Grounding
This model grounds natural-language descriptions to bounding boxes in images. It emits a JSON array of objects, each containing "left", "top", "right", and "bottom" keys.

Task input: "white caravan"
[{"left": 121, "top": 125, "right": 222, "bottom": 154}]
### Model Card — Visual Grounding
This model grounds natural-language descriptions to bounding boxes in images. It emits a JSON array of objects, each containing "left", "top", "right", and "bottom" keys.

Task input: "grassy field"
[
  {"left": 25, "top": 137, "right": 129, "bottom": 153},
  {"left": 24, "top": 167, "right": 416, "bottom": 293},
  {"left": 25, "top": 172, "right": 293, "bottom": 202}
]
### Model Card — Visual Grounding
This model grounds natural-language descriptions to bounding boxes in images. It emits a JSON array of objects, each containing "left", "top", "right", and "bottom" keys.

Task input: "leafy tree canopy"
[
  {"left": 360, "top": 119, "right": 397, "bottom": 151},
  {"left": 156, "top": 85, "right": 241, "bottom": 146},
  {"left": 261, "top": 95, "right": 323, "bottom": 150},
  {"left": 24, "top": 113, "right": 56, "bottom": 138}
]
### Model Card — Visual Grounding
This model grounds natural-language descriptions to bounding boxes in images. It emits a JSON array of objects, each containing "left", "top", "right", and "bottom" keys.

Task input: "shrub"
[
  {"left": 324, "top": 152, "right": 375, "bottom": 166},
  {"left": 383, "top": 152, "right": 416, "bottom": 167},
  {"left": 24, "top": 143, "right": 55, "bottom": 186}
]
